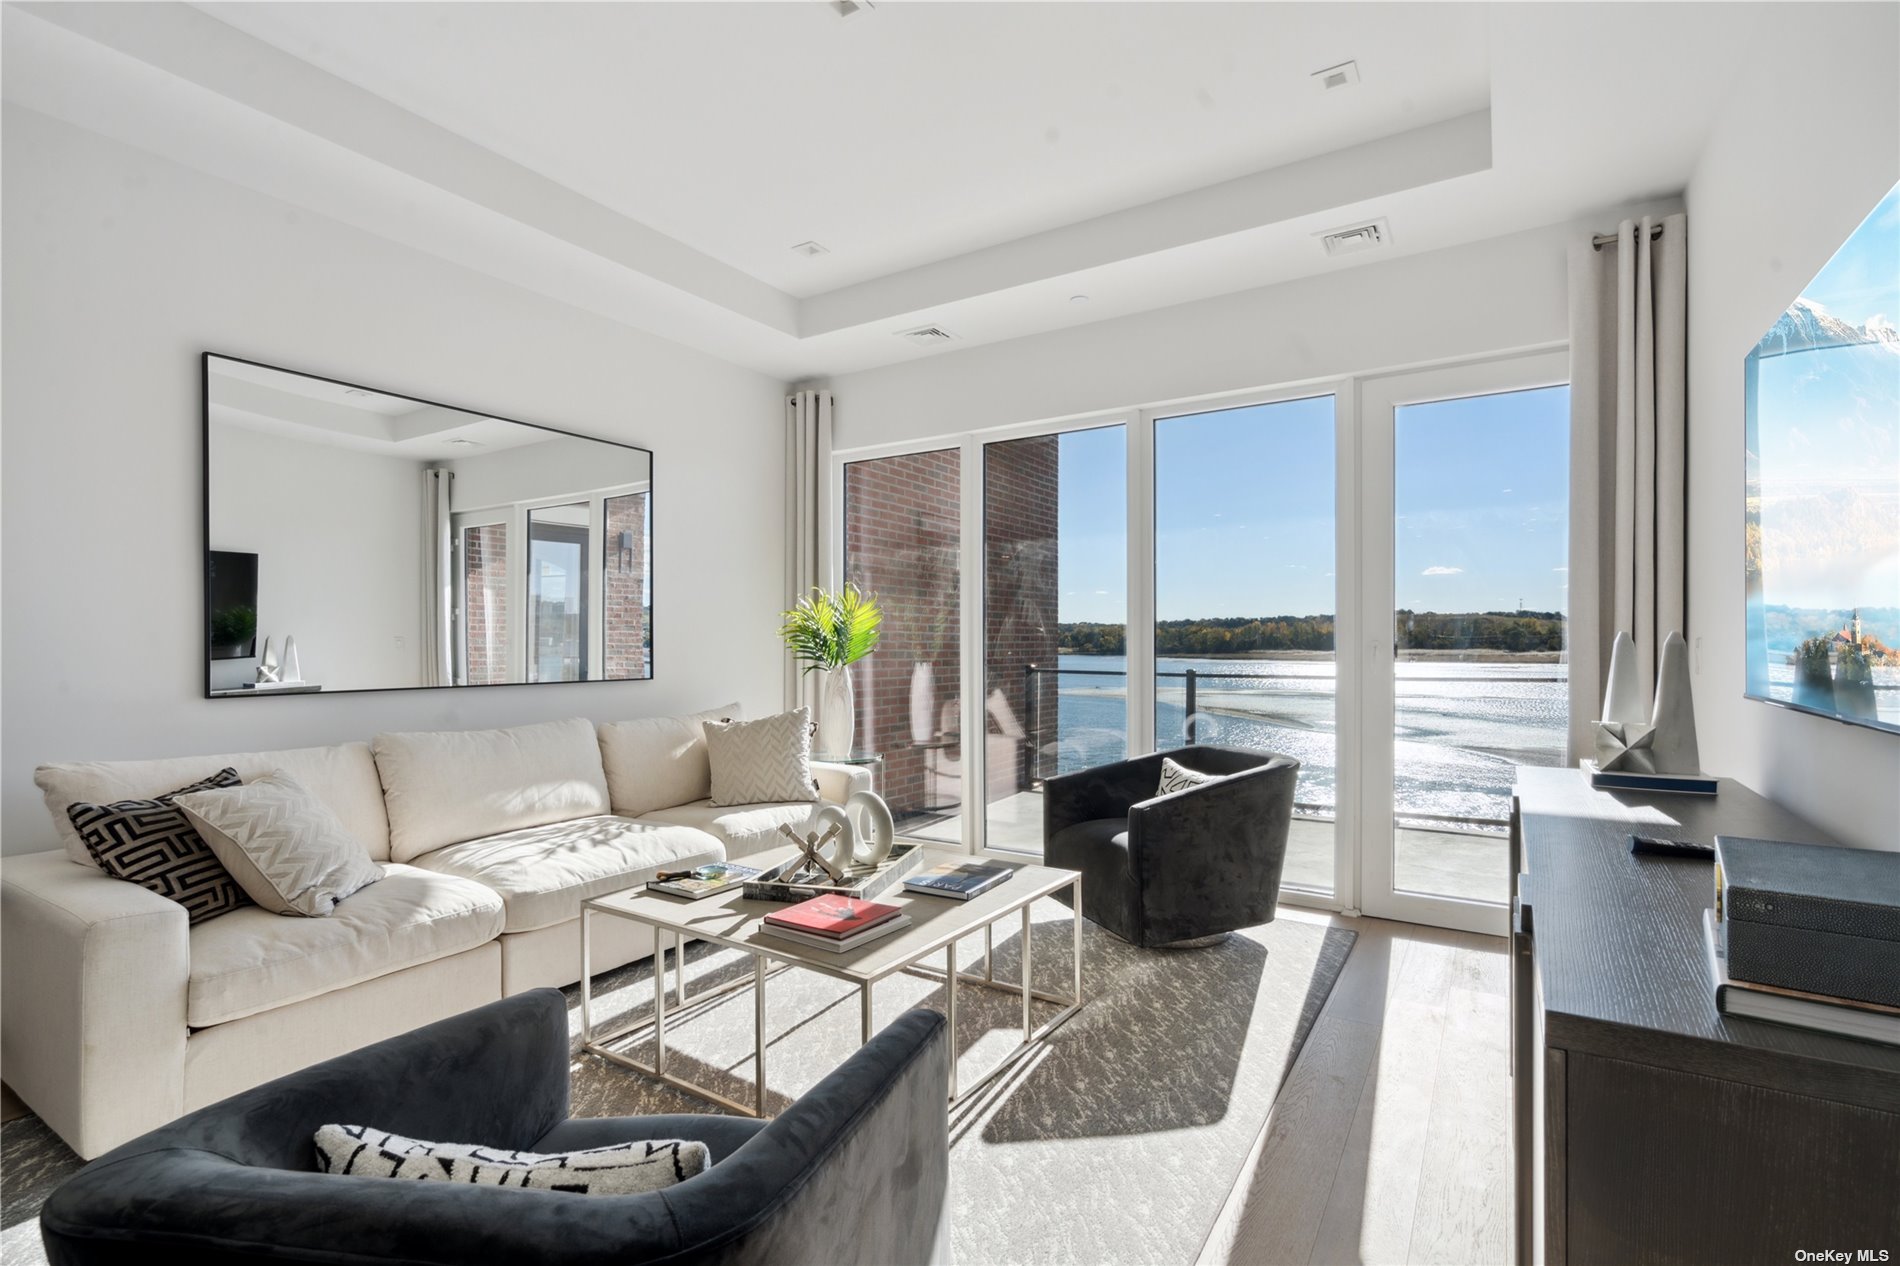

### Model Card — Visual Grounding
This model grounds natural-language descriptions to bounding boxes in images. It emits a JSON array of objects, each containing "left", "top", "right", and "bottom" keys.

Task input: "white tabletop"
[{"left": 585, "top": 845, "right": 1079, "bottom": 983}]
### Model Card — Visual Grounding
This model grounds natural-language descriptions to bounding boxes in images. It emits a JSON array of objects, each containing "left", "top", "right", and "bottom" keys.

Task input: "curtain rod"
[{"left": 1592, "top": 224, "right": 1667, "bottom": 251}]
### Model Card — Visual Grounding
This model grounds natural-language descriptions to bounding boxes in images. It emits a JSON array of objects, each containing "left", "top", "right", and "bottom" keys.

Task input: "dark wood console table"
[{"left": 1510, "top": 766, "right": 1900, "bottom": 1265}]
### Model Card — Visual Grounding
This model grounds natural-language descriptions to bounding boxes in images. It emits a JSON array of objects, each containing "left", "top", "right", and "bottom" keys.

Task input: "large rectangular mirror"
[{"left": 204, "top": 354, "right": 652, "bottom": 697}]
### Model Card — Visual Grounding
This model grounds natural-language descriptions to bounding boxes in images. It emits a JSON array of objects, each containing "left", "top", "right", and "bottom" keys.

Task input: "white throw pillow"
[
  {"left": 314, "top": 1123, "right": 708, "bottom": 1195},
  {"left": 1156, "top": 757, "right": 1222, "bottom": 798},
  {"left": 175, "top": 772, "right": 384, "bottom": 917},
  {"left": 704, "top": 708, "right": 818, "bottom": 807},
  {"left": 597, "top": 703, "right": 741, "bottom": 816}
]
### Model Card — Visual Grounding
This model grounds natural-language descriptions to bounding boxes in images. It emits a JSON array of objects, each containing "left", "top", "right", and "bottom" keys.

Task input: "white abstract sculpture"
[
  {"left": 255, "top": 636, "right": 281, "bottom": 685},
  {"left": 282, "top": 636, "right": 303, "bottom": 685},
  {"left": 844, "top": 791, "right": 896, "bottom": 867},
  {"left": 1648, "top": 631, "right": 1701, "bottom": 774},
  {"left": 1592, "top": 631, "right": 1655, "bottom": 772}
]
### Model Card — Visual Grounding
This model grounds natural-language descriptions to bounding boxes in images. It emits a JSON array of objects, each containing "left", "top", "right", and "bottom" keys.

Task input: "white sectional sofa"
[{"left": 1, "top": 708, "right": 867, "bottom": 1159}]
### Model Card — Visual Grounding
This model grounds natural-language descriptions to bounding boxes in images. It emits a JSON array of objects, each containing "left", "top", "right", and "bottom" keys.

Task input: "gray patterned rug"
[{"left": 2, "top": 899, "right": 1352, "bottom": 1266}]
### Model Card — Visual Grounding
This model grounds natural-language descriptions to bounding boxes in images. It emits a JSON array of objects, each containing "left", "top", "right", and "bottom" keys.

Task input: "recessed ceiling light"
[
  {"left": 1070, "top": 294, "right": 1090, "bottom": 305},
  {"left": 1311, "top": 61, "right": 1360, "bottom": 91},
  {"left": 831, "top": 0, "right": 873, "bottom": 16},
  {"left": 343, "top": 387, "right": 373, "bottom": 397},
  {"left": 790, "top": 240, "right": 830, "bottom": 257},
  {"left": 444, "top": 437, "right": 484, "bottom": 447}
]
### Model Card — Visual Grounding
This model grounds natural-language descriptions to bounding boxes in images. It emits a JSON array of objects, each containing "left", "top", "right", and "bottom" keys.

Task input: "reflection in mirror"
[{"left": 204, "top": 355, "right": 652, "bottom": 696}]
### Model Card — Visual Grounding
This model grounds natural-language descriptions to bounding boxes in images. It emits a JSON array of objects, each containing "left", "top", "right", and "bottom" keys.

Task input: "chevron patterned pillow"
[
  {"left": 704, "top": 707, "right": 819, "bottom": 807},
  {"left": 175, "top": 771, "right": 383, "bottom": 917},
  {"left": 315, "top": 1124, "right": 709, "bottom": 1195},
  {"left": 67, "top": 769, "right": 252, "bottom": 925}
]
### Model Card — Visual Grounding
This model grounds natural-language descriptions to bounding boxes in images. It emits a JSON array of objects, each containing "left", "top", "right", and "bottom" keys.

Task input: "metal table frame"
[{"left": 579, "top": 873, "right": 1084, "bottom": 1116}]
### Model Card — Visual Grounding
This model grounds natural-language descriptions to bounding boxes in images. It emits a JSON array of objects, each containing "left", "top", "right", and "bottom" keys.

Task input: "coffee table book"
[
  {"left": 760, "top": 915, "right": 914, "bottom": 954},
  {"left": 645, "top": 863, "right": 761, "bottom": 900},
  {"left": 744, "top": 840, "right": 925, "bottom": 903},
  {"left": 904, "top": 860, "right": 1013, "bottom": 901}
]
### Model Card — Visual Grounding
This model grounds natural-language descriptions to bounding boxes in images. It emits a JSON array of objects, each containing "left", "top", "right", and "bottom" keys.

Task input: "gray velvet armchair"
[
  {"left": 40, "top": 989, "right": 952, "bottom": 1266},
  {"left": 1043, "top": 745, "right": 1299, "bottom": 948}
]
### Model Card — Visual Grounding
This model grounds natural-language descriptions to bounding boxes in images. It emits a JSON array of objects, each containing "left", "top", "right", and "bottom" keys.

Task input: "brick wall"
[
  {"left": 983, "top": 436, "right": 1060, "bottom": 791},
  {"left": 605, "top": 491, "right": 648, "bottom": 679},
  {"left": 841, "top": 440, "right": 1060, "bottom": 826},
  {"left": 462, "top": 522, "right": 508, "bottom": 685},
  {"left": 844, "top": 450, "right": 960, "bottom": 820}
]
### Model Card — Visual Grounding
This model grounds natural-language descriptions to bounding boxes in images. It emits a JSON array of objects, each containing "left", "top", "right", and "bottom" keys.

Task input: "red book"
[{"left": 762, "top": 895, "right": 902, "bottom": 939}]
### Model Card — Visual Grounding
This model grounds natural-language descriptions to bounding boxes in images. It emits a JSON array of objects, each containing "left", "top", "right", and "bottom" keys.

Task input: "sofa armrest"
[
  {"left": 1, "top": 849, "right": 189, "bottom": 1159},
  {"left": 812, "top": 759, "right": 873, "bottom": 804}
]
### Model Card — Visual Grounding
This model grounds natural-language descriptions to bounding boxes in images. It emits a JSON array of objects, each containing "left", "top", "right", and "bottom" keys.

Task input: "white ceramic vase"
[{"left": 817, "top": 665, "right": 856, "bottom": 758}]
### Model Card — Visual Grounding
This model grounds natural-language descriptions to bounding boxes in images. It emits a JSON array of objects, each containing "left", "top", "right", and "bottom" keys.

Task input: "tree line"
[{"left": 1058, "top": 611, "right": 1567, "bottom": 655}]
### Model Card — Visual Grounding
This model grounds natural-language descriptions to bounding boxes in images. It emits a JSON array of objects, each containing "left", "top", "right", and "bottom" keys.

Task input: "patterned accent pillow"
[
  {"left": 67, "top": 769, "right": 252, "bottom": 925},
  {"left": 314, "top": 1124, "right": 709, "bottom": 1195},
  {"left": 1157, "top": 757, "right": 1222, "bottom": 798},
  {"left": 704, "top": 707, "right": 819, "bottom": 807},
  {"left": 174, "top": 771, "right": 384, "bottom": 917}
]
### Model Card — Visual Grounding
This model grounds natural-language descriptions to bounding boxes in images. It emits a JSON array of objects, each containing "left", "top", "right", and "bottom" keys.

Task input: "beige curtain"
[
  {"left": 422, "top": 467, "right": 455, "bottom": 687},
  {"left": 1567, "top": 212, "right": 1687, "bottom": 759},
  {"left": 785, "top": 390, "right": 832, "bottom": 711}
]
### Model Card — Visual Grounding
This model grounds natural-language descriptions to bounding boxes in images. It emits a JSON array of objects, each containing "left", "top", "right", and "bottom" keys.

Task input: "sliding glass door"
[
  {"left": 981, "top": 425, "right": 1127, "bottom": 854},
  {"left": 1360, "top": 354, "right": 1570, "bottom": 932},
  {"left": 1153, "top": 395, "right": 1338, "bottom": 895},
  {"left": 842, "top": 449, "right": 963, "bottom": 845},
  {"left": 832, "top": 350, "right": 1570, "bottom": 932}
]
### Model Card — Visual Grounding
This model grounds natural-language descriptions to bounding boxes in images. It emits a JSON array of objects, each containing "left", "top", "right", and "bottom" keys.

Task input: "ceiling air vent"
[
  {"left": 1311, "top": 61, "right": 1360, "bottom": 91},
  {"left": 1318, "top": 218, "right": 1389, "bottom": 257},
  {"left": 897, "top": 324, "right": 958, "bottom": 346}
]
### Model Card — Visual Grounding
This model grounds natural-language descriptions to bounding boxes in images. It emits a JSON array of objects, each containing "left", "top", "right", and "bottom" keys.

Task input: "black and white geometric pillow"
[
  {"left": 67, "top": 768, "right": 252, "bottom": 925},
  {"left": 1156, "top": 757, "right": 1222, "bottom": 798},
  {"left": 314, "top": 1124, "right": 710, "bottom": 1196}
]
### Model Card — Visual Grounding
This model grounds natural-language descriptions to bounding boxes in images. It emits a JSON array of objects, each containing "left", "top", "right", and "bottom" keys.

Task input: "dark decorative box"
[{"left": 1714, "top": 835, "right": 1900, "bottom": 1008}]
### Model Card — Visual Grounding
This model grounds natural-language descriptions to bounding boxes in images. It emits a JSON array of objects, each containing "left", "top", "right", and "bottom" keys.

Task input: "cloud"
[
  {"left": 1553, "top": 567, "right": 1568, "bottom": 572},
  {"left": 1421, "top": 565, "right": 1464, "bottom": 576}
]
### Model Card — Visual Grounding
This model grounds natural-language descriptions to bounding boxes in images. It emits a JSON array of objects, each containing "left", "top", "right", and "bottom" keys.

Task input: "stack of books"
[
  {"left": 759, "top": 895, "right": 910, "bottom": 954},
  {"left": 1704, "top": 835, "right": 1900, "bottom": 1046}
]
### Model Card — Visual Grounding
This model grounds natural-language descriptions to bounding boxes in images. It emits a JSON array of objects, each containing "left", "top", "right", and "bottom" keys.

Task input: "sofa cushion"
[
  {"left": 187, "top": 865, "right": 503, "bottom": 1027},
  {"left": 37, "top": 742, "right": 391, "bottom": 868},
  {"left": 410, "top": 816, "right": 722, "bottom": 933},
  {"left": 637, "top": 799, "right": 820, "bottom": 860},
  {"left": 372, "top": 718, "right": 611, "bottom": 864},
  {"left": 597, "top": 703, "right": 740, "bottom": 817}
]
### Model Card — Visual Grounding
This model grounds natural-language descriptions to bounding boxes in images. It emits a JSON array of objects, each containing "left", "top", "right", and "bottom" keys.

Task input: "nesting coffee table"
[{"left": 580, "top": 845, "right": 1084, "bottom": 1116}]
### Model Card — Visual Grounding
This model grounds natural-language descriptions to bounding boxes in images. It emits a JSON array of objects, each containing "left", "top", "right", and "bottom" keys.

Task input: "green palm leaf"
[{"left": 779, "top": 584, "right": 883, "bottom": 672}]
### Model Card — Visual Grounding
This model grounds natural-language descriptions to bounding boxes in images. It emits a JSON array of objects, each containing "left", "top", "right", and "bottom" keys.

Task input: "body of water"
[{"left": 1041, "top": 653, "right": 1569, "bottom": 828}]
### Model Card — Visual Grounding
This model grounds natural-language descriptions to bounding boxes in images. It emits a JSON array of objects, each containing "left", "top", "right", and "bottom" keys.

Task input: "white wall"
[
  {"left": 1684, "top": 2, "right": 1900, "bottom": 852},
  {"left": 447, "top": 431, "right": 650, "bottom": 512},
  {"left": 1, "top": 106, "right": 788, "bottom": 855},
  {"left": 208, "top": 421, "right": 426, "bottom": 690},
  {"left": 820, "top": 208, "right": 1675, "bottom": 449}
]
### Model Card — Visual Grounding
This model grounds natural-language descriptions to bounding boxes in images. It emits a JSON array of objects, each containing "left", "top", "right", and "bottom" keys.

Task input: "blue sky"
[
  {"left": 1800, "top": 182, "right": 1898, "bottom": 330},
  {"left": 1052, "top": 386, "right": 1570, "bottom": 624}
]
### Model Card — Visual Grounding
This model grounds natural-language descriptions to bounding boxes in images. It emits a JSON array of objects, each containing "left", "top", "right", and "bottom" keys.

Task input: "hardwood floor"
[{"left": 1197, "top": 911, "right": 1513, "bottom": 1266}]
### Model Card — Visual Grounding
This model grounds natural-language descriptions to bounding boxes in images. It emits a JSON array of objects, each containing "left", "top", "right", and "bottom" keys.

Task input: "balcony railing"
[{"left": 1021, "top": 662, "right": 1530, "bottom": 832}]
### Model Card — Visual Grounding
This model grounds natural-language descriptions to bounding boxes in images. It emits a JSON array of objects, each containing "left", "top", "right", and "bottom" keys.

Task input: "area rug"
[{"left": 1, "top": 898, "right": 1352, "bottom": 1266}]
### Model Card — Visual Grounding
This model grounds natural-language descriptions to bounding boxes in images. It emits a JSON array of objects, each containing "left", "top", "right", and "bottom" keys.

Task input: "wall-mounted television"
[
  {"left": 207, "top": 549, "right": 258, "bottom": 661},
  {"left": 1744, "top": 180, "right": 1899, "bottom": 733}
]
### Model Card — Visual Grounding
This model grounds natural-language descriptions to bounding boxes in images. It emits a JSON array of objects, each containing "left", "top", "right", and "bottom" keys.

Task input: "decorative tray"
[{"left": 743, "top": 841, "right": 926, "bottom": 904}]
